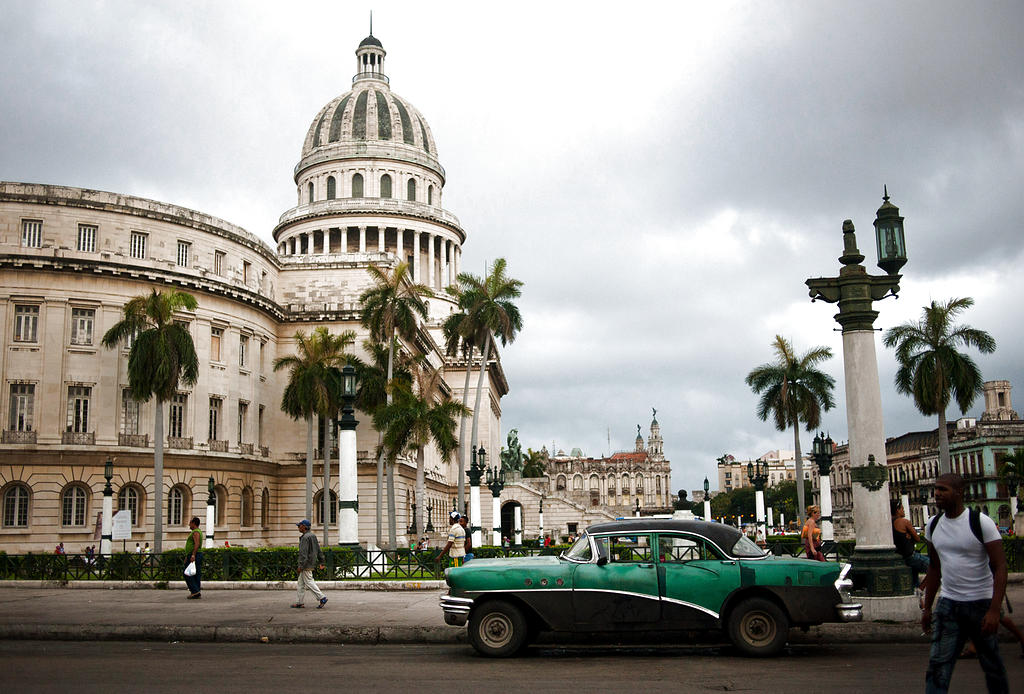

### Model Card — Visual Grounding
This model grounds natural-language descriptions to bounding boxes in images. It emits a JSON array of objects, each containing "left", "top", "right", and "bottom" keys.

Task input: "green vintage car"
[{"left": 440, "top": 519, "right": 861, "bottom": 657}]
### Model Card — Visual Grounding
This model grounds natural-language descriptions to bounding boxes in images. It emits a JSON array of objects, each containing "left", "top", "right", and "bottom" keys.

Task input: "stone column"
[
  {"left": 396, "top": 228, "right": 404, "bottom": 264},
  {"left": 100, "top": 480, "right": 113, "bottom": 555},
  {"left": 767, "top": 506, "right": 774, "bottom": 533},
  {"left": 427, "top": 233, "right": 435, "bottom": 289},
  {"left": 442, "top": 240, "right": 450, "bottom": 287},
  {"left": 338, "top": 402, "right": 359, "bottom": 546},
  {"left": 413, "top": 231, "right": 422, "bottom": 280},
  {"left": 205, "top": 484, "right": 215, "bottom": 549},
  {"left": 469, "top": 480, "right": 482, "bottom": 548},
  {"left": 703, "top": 498, "right": 712, "bottom": 522},
  {"left": 539, "top": 497, "right": 545, "bottom": 540},
  {"left": 322, "top": 229, "right": 329, "bottom": 255},
  {"left": 514, "top": 505, "right": 522, "bottom": 546},
  {"left": 820, "top": 474, "right": 835, "bottom": 542},
  {"left": 378, "top": 226, "right": 385, "bottom": 254},
  {"left": 755, "top": 489, "right": 766, "bottom": 544},
  {"left": 492, "top": 493, "right": 501, "bottom": 547},
  {"left": 359, "top": 226, "right": 366, "bottom": 254},
  {"left": 340, "top": 228, "right": 348, "bottom": 254}
]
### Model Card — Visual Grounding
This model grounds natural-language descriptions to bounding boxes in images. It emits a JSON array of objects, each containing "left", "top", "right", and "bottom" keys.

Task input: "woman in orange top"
[{"left": 801, "top": 505, "right": 825, "bottom": 561}]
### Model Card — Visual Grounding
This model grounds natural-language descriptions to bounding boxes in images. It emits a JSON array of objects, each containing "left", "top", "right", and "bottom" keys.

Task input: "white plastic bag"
[{"left": 184, "top": 561, "right": 197, "bottom": 577}]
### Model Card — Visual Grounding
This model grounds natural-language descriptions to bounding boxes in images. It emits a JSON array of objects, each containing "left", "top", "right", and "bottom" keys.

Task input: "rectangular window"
[
  {"left": 214, "top": 250, "right": 225, "bottom": 276},
  {"left": 70, "top": 308, "right": 95, "bottom": 346},
  {"left": 77, "top": 224, "right": 97, "bottom": 252},
  {"left": 9, "top": 384, "right": 35, "bottom": 432},
  {"left": 239, "top": 335, "right": 248, "bottom": 368},
  {"left": 258, "top": 405, "right": 265, "bottom": 446},
  {"left": 13, "top": 305, "right": 39, "bottom": 342},
  {"left": 210, "top": 327, "right": 222, "bottom": 362},
  {"left": 209, "top": 398, "right": 221, "bottom": 440},
  {"left": 168, "top": 394, "right": 187, "bottom": 438},
  {"left": 21, "top": 220, "right": 42, "bottom": 248},
  {"left": 129, "top": 231, "right": 148, "bottom": 259},
  {"left": 237, "top": 402, "right": 248, "bottom": 444},
  {"left": 259, "top": 340, "right": 265, "bottom": 372},
  {"left": 242, "top": 261, "right": 252, "bottom": 286},
  {"left": 66, "top": 386, "right": 91, "bottom": 433},
  {"left": 176, "top": 240, "right": 190, "bottom": 267},
  {"left": 121, "top": 388, "right": 140, "bottom": 435}
]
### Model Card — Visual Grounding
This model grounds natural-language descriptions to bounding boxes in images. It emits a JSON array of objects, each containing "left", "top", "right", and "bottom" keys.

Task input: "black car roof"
[{"left": 586, "top": 518, "right": 742, "bottom": 550}]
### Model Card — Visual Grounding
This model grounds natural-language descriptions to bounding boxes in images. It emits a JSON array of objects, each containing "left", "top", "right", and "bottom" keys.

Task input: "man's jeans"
[
  {"left": 184, "top": 553, "right": 202, "bottom": 595},
  {"left": 926, "top": 597, "right": 1008, "bottom": 694}
]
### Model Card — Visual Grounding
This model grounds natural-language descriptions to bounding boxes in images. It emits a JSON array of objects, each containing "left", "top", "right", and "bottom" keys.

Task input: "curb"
[{"left": 0, "top": 580, "right": 445, "bottom": 591}]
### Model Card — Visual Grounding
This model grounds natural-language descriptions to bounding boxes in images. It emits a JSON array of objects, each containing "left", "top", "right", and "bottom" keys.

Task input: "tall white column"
[
  {"left": 492, "top": 494, "right": 501, "bottom": 547},
  {"left": 470, "top": 484, "right": 482, "bottom": 548},
  {"left": 322, "top": 229, "right": 329, "bottom": 255},
  {"left": 205, "top": 494, "right": 215, "bottom": 549},
  {"left": 755, "top": 489, "right": 766, "bottom": 544},
  {"left": 703, "top": 499, "right": 711, "bottom": 522},
  {"left": 359, "top": 226, "right": 366, "bottom": 253},
  {"left": 100, "top": 489, "right": 113, "bottom": 555},
  {"left": 539, "top": 503, "right": 544, "bottom": 540},
  {"left": 427, "top": 233, "right": 435, "bottom": 289},
  {"left": 780, "top": 513, "right": 785, "bottom": 532},
  {"left": 767, "top": 506, "right": 774, "bottom": 533},
  {"left": 514, "top": 505, "right": 522, "bottom": 546},
  {"left": 820, "top": 474, "right": 835, "bottom": 542},
  {"left": 338, "top": 421, "right": 359, "bottom": 545},
  {"left": 378, "top": 226, "right": 385, "bottom": 253},
  {"left": 414, "top": 231, "right": 422, "bottom": 281},
  {"left": 442, "top": 240, "right": 450, "bottom": 286},
  {"left": 341, "top": 228, "right": 348, "bottom": 254},
  {"left": 396, "top": 228, "right": 404, "bottom": 263}
]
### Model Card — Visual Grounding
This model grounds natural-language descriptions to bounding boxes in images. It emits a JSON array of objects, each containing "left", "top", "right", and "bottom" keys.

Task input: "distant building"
[{"left": 717, "top": 449, "right": 811, "bottom": 493}]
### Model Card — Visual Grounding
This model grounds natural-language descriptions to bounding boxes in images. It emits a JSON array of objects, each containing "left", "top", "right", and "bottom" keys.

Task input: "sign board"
[{"left": 112, "top": 509, "right": 132, "bottom": 540}]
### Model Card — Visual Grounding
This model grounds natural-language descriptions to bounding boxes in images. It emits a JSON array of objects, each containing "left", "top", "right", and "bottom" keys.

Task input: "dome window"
[
  {"left": 407, "top": 179, "right": 416, "bottom": 202},
  {"left": 380, "top": 174, "right": 392, "bottom": 199},
  {"left": 352, "top": 173, "right": 364, "bottom": 198},
  {"left": 326, "top": 176, "right": 336, "bottom": 200},
  {"left": 427, "top": 185, "right": 433, "bottom": 205},
  {"left": 308, "top": 182, "right": 314, "bottom": 204}
]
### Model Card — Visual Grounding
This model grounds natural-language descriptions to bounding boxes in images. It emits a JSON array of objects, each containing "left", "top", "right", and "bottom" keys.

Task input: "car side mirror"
[{"left": 596, "top": 556, "right": 608, "bottom": 566}]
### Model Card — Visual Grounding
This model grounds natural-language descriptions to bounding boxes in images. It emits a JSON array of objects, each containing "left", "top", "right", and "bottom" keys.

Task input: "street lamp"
[
  {"left": 635, "top": 497, "right": 641, "bottom": 518},
  {"left": 805, "top": 191, "right": 913, "bottom": 599},
  {"left": 337, "top": 364, "right": 360, "bottom": 546},
  {"left": 486, "top": 463, "right": 505, "bottom": 546},
  {"left": 703, "top": 477, "right": 712, "bottom": 522},
  {"left": 425, "top": 500, "right": 435, "bottom": 533},
  {"left": 812, "top": 433, "right": 836, "bottom": 543},
  {"left": 100, "top": 458, "right": 114, "bottom": 555},
  {"left": 747, "top": 459, "right": 769, "bottom": 544},
  {"left": 467, "top": 446, "right": 484, "bottom": 548},
  {"left": 205, "top": 476, "right": 216, "bottom": 548},
  {"left": 1005, "top": 465, "right": 1020, "bottom": 519}
]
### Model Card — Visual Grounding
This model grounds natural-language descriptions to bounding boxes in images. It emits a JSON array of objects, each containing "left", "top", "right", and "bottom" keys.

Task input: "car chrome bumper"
[
  {"left": 835, "top": 603, "right": 863, "bottom": 622},
  {"left": 440, "top": 595, "right": 474, "bottom": 627}
]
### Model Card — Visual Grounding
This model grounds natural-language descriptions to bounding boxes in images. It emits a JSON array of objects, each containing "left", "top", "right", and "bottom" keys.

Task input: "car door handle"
[
  {"left": 720, "top": 560, "right": 736, "bottom": 565},
  {"left": 638, "top": 563, "right": 654, "bottom": 568}
]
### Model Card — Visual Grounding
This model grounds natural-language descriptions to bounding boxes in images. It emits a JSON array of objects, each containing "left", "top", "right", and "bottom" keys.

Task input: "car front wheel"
[
  {"left": 727, "top": 597, "right": 789, "bottom": 657},
  {"left": 468, "top": 600, "right": 528, "bottom": 657}
]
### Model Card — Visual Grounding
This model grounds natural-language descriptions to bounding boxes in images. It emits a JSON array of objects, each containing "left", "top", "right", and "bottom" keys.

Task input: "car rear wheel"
[
  {"left": 468, "top": 600, "right": 528, "bottom": 657},
  {"left": 727, "top": 597, "right": 789, "bottom": 657}
]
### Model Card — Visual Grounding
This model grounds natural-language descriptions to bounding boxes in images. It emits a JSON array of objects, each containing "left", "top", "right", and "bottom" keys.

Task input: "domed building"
[{"left": 0, "top": 32, "right": 506, "bottom": 552}]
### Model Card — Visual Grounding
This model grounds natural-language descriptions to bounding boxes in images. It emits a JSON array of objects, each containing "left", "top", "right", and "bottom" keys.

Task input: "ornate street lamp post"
[
  {"left": 408, "top": 503, "right": 417, "bottom": 535},
  {"left": 205, "top": 476, "right": 216, "bottom": 549},
  {"left": 425, "top": 500, "right": 435, "bottom": 533},
  {"left": 338, "top": 364, "right": 360, "bottom": 546},
  {"left": 467, "top": 446, "right": 485, "bottom": 548},
  {"left": 747, "top": 459, "right": 769, "bottom": 544},
  {"left": 703, "top": 477, "right": 712, "bottom": 522},
  {"left": 486, "top": 464, "right": 505, "bottom": 546},
  {"left": 635, "top": 497, "right": 641, "bottom": 518},
  {"left": 806, "top": 189, "right": 912, "bottom": 597},
  {"left": 1005, "top": 465, "right": 1020, "bottom": 519},
  {"left": 812, "top": 433, "right": 836, "bottom": 543},
  {"left": 100, "top": 457, "right": 114, "bottom": 555},
  {"left": 539, "top": 495, "right": 545, "bottom": 542}
]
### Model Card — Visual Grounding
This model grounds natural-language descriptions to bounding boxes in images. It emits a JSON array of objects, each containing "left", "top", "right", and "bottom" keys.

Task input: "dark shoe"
[
  {"left": 290, "top": 603, "right": 304, "bottom": 608},
  {"left": 187, "top": 592, "right": 201, "bottom": 599},
  {"left": 318, "top": 597, "right": 328, "bottom": 609}
]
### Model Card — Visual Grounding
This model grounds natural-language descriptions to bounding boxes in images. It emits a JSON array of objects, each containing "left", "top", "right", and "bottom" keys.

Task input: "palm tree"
[
  {"left": 883, "top": 297, "right": 995, "bottom": 475},
  {"left": 359, "top": 261, "right": 432, "bottom": 548},
  {"left": 273, "top": 327, "right": 354, "bottom": 538},
  {"left": 745, "top": 335, "right": 836, "bottom": 521},
  {"left": 101, "top": 289, "right": 199, "bottom": 553},
  {"left": 377, "top": 363, "right": 470, "bottom": 535},
  {"left": 458, "top": 258, "right": 523, "bottom": 466},
  {"left": 522, "top": 448, "right": 547, "bottom": 478}
]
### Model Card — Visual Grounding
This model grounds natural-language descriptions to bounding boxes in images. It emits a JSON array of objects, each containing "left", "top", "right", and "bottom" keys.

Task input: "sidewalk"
[{"left": 0, "top": 577, "right": 1020, "bottom": 646}]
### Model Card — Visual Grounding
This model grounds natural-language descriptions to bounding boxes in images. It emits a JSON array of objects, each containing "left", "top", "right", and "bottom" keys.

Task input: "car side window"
[
  {"left": 656, "top": 533, "right": 723, "bottom": 563},
  {"left": 596, "top": 534, "right": 652, "bottom": 563}
]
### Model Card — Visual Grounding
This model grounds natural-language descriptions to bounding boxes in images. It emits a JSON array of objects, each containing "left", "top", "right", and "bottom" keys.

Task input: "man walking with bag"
[
  {"left": 921, "top": 473, "right": 1009, "bottom": 693},
  {"left": 292, "top": 519, "right": 327, "bottom": 609}
]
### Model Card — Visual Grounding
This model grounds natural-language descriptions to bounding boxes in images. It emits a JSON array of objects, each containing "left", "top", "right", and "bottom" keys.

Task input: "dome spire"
[{"left": 355, "top": 24, "right": 387, "bottom": 85}]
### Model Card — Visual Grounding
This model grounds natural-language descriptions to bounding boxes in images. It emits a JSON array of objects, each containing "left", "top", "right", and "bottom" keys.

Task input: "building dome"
[{"left": 359, "top": 34, "right": 382, "bottom": 48}]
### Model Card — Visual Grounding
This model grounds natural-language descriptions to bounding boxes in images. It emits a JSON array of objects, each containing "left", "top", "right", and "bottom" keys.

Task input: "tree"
[
  {"left": 272, "top": 327, "right": 354, "bottom": 542},
  {"left": 883, "top": 297, "right": 995, "bottom": 475},
  {"left": 745, "top": 336, "right": 836, "bottom": 521},
  {"left": 359, "top": 261, "right": 432, "bottom": 548},
  {"left": 458, "top": 259, "right": 523, "bottom": 472},
  {"left": 522, "top": 448, "right": 547, "bottom": 478},
  {"left": 765, "top": 480, "right": 808, "bottom": 529},
  {"left": 376, "top": 362, "right": 469, "bottom": 535},
  {"left": 102, "top": 289, "right": 199, "bottom": 553}
]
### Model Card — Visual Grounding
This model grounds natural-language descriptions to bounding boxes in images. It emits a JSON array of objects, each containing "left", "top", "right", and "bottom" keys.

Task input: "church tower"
[
  {"left": 634, "top": 425, "right": 644, "bottom": 453},
  {"left": 647, "top": 408, "right": 664, "bottom": 461}
]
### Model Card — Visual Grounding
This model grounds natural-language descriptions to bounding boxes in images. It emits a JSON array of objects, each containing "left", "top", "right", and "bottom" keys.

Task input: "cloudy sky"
[{"left": 3, "top": 2, "right": 1023, "bottom": 492}]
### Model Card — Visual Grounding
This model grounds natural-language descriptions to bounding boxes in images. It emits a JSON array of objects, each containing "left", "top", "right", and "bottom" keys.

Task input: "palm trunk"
[
  {"left": 793, "top": 419, "right": 805, "bottom": 522},
  {"left": 322, "top": 415, "right": 331, "bottom": 546},
  {"left": 374, "top": 432, "right": 384, "bottom": 548},
  {"left": 386, "top": 459, "right": 397, "bottom": 548},
  {"left": 305, "top": 417, "right": 313, "bottom": 522},
  {"left": 378, "top": 330, "right": 396, "bottom": 548},
  {"left": 937, "top": 408, "right": 951, "bottom": 475},
  {"left": 469, "top": 332, "right": 492, "bottom": 462},
  {"left": 415, "top": 447, "right": 425, "bottom": 537},
  {"left": 456, "top": 344, "right": 474, "bottom": 518},
  {"left": 153, "top": 399, "right": 164, "bottom": 554}
]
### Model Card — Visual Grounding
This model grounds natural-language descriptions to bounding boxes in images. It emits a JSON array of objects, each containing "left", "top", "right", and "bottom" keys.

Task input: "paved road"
[{"left": 4, "top": 641, "right": 1023, "bottom": 693}]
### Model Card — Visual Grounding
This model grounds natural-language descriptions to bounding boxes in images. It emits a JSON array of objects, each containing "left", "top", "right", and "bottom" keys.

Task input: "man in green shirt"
[{"left": 184, "top": 516, "right": 203, "bottom": 599}]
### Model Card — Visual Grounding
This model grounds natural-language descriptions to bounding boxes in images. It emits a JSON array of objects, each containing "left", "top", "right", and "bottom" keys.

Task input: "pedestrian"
[
  {"left": 891, "top": 500, "right": 928, "bottom": 585},
  {"left": 459, "top": 514, "right": 473, "bottom": 562},
  {"left": 292, "top": 519, "right": 327, "bottom": 608},
  {"left": 143, "top": 542, "right": 150, "bottom": 555},
  {"left": 437, "top": 511, "right": 466, "bottom": 568},
  {"left": 921, "top": 473, "right": 1009, "bottom": 693},
  {"left": 801, "top": 505, "right": 825, "bottom": 561},
  {"left": 183, "top": 516, "right": 203, "bottom": 599},
  {"left": 135, "top": 542, "right": 142, "bottom": 554},
  {"left": 55, "top": 542, "right": 65, "bottom": 555}
]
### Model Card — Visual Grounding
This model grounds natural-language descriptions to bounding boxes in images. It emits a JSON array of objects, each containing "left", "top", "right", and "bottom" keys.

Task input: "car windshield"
[
  {"left": 731, "top": 534, "right": 768, "bottom": 558},
  {"left": 563, "top": 533, "right": 593, "bottom": 561}
]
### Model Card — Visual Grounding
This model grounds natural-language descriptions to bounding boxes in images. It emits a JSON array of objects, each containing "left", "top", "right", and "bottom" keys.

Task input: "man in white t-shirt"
[
  {"left": 921, "top": 473, "right": 1008, "bottom": 694},
  {"left": 438, "top": 511, "right": 467, "bottom": 567}
]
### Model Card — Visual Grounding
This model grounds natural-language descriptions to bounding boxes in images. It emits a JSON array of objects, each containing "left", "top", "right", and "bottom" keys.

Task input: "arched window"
[
  {"left": 214, "top": 485, "right": 228, "bottom": 526},
  {"left": 2, "top": 484, "right": 30, "bottom": 527},
  {"left": 167, "top": 485, "right": 189, "bottom": 526},
  {"left": 61, "top": 484, "right": 88, "bottom": 527},
  {"left": 117, "top": 484, "right": 145, "bottom": 526},
  {"left": 380, "top": 174, "right": 392, "bottom": 198},
  {"left": 406, "top": 178, "right": 416, "bottom": 201},
  {"left": 326, "top": 176, "right": 336, "bottom": 200},
  {"left": 589, "top": 474, "right": 600, "bottom": 490},
  {"left": 636, "top": 478, "right": 644, "bottom": 495},
  {"left": 261, "top": 487, "right": 270, "bottom": 529},
  {"left": 427, "top": 185, "right": 433, "bottom": 205},
  {"left": 241, "top": 486, "right": 254, "bottom": 527},
  {"left": 351, "top": 173, "right": 363, "bottom": 197},
  {"left": 555, "top": 475, "right": 566, "bottom": 491},
  {"left": 656, "top": 476, "right": 662, "bottom": 494},
  {"left": 573, "top": 474, "right": 583, "bottom": 491},
  {"left": 314, "top": 489, "right": 337, "bottom": 525},
  {"left": 622, "top": 473, "right": 630, "bottom": 492},
  {"left": 307, "top": 182, "right": 314, "bottom": 204}
]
